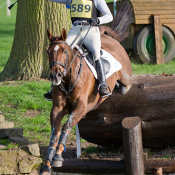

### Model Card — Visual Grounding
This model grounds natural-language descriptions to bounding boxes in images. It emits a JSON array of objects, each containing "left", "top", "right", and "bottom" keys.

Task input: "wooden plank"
[
  {"left": 134, "top": 6, "right": 175, "bottom": 10},
  {"left": 122, "top": 117, "right": 145, "bottom": 175},
  {"left": 164, "top": 24, "right": 175, "bottom": 27},
  {"left": 131, "top": 0, "right": 175, "bottom": 2},
  {"left": 135, "top": 19, "right": 175, "bottom": 24},
  {"left": 134, "top": 10, "right": 175, "bottom": 15},
  {"left": 154, "top": 14, "right": 164, "bottom": 64},
  {"left": 132, "top": 2, "right": 175, "bottom": 7},
  {"left": 135, "top": 15, "right": 175, "bottom": 20}
]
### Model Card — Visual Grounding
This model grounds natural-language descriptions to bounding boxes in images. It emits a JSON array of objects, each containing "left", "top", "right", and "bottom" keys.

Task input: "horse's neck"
[{"left": 65, "top": 54, "right": 81, "bottom": 84}]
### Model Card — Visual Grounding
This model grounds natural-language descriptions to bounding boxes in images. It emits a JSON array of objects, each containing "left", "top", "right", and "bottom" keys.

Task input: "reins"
[{"left": 49, "top": 25, "right": 92, "bottom": 98}]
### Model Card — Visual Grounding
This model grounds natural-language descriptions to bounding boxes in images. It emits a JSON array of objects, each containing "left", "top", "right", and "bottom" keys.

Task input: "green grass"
[
  {"left": 131, "top": 56, "right": 175, "bottom": 75},
  {"left": 0, "top": 2, "right": 175, "bottom": 148},
  {"left": 0, "top": 139, "right": 10, "bottom": 145},
  {"left": 0, "top": 81, "right": 76, "bottom": 145},
  {"left": 0, "top": 1, "right": 17, "bottom": 72},
  {"left": 0, "top": 139, "right": 19, "bottom": 150},
  {"left": 1, "top": 2, "right": 175, "bottom": 76}
]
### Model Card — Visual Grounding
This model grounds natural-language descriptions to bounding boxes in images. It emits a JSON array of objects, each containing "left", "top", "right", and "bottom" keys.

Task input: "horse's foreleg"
[
  {"left": 52, "top": 100, "right": 87, "bottom": 168},
  {"left": 40, "top": 106, "right": 65, "bottom": 175}
]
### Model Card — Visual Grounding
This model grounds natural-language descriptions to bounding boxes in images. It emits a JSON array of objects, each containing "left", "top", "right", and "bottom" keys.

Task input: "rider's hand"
[{"left": 88, "top": 18, "right": 100, "bottom": 26}]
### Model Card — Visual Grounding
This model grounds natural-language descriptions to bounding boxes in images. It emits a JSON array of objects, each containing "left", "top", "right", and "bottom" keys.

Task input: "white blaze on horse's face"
[
  {"left": 54, "top": 45, "right": 59, "bottom": 51},
  {"left": 51, "top": 45, "right": 62, "bottom": 86}
]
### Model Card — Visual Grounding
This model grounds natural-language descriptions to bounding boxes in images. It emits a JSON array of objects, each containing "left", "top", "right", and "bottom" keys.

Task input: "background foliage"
[{"left": 0, "top": 2, "right": 174, "bottom": 146}]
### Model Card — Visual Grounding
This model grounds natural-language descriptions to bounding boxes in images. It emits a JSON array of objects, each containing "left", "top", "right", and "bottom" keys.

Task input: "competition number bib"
[{"left": 71, "top": 0, "right": 93, "bottom": 18}]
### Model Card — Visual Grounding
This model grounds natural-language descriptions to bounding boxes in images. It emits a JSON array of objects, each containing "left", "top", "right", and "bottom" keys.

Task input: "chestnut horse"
[{"left": 40, "top": 1, "right": 133, "bottom": 174}]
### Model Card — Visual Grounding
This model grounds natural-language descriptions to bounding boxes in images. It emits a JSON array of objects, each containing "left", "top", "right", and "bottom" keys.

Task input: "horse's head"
[{"left": 47, "top": 29, "right": 72, "bottom": 86}]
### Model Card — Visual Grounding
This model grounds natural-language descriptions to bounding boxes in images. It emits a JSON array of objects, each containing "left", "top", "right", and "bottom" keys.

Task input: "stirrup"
[{"left": 98, "top": 83, "right": 112, "bottom": 98}]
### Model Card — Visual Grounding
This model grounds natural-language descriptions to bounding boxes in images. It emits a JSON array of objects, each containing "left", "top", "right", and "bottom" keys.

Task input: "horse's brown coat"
[
  {"left": 43, "top": 28, "right": 132, "bottom": 171},
  {"left": 41, "top": 1, "right": 133, "bottom": 173}
]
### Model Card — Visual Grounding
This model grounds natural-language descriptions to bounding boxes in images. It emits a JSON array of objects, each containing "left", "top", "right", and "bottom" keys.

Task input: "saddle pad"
[{"left": 84, "top": 49, "right": 122, "bottom": 79}]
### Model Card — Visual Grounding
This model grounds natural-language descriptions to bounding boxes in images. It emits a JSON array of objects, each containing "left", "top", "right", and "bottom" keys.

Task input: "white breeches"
[{"left": 66, "top": 25, "right": 101, "bottom": 61}]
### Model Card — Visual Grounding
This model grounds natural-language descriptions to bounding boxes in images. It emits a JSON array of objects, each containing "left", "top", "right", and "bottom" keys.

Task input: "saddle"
[{"left": 76, "top": 45, "right": 111, "bottom": 75}]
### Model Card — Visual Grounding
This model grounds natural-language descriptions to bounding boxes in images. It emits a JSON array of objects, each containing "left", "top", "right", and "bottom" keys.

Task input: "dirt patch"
[{"left": 22, "top": 110, "right": 41, "bottom": 118}]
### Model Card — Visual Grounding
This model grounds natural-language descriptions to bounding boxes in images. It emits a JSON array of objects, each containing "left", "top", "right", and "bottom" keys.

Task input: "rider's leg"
[{"left": 83, "top": 26, "right": 111, "bottom": 98}]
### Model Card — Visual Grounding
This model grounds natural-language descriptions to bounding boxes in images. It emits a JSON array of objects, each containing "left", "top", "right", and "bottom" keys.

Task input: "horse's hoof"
[
  {"left": 52, "top": 154, "right": 64, "bottom": 167},
  {"left": 40, "top": 166, "right": 51, "bottom": 175}
]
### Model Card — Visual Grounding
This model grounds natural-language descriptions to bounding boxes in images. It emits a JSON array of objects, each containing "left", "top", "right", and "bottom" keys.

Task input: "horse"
[{"left": 40, "top": 1, "right": 133, "bottom": 174}]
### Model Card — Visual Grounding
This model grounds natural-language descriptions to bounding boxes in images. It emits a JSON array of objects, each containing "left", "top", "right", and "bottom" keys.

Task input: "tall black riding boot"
[
  {"left": 44, "top": 85, "right": 52, "bottom": 101},
  {"left": 96, "top": 58, "right": 112, "bottom": 98}
]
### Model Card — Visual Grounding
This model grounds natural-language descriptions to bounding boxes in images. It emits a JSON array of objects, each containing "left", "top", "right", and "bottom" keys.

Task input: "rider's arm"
[
  {"left": 49, "top": 0, "right": 71, "bottom": 6},
  {"left": 95, "top": 0, "right": 113, "bottom": 25}
]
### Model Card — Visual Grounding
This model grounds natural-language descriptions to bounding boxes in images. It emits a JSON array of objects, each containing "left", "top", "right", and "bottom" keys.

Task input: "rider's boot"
[
  {"left": 44, "top": 86, "right": 52, "bottom": 101},
  {"left": 96, "top": 58, "right": 112, "bottom": 98}
]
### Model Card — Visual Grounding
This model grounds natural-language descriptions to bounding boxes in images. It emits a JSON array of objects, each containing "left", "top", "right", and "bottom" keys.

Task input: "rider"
[{"left": 45, "top": 0, "right": 113, "bottom": 99}]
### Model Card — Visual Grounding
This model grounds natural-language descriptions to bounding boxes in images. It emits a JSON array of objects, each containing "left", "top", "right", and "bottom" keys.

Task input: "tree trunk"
[
  {"left": 0, "top": 0, "right": 71, "bottom": 81},
  {"left": 79, "top": 74, "right": 175, "bottom": 147}
]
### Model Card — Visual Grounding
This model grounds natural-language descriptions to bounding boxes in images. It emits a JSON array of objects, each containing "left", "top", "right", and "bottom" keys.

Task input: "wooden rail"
[{"left": 130, "top": 0, "right": 175, "bottom": 33}]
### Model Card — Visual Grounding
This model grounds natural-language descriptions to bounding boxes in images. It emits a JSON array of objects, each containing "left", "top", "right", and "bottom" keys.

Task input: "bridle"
[
  {"left": 49, "top": 41, "right": 70, "bottom": 77},
  {"left": 48, "top": 25, "right": 91, "bottom": 98},
  {"left": 48, "top": 41, "right": 83, "bottom": 98}
]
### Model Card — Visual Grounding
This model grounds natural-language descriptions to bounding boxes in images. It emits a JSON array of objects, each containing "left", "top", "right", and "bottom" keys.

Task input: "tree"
[{"left": 0, "top": 0, "right": 71, "bottom": 81}]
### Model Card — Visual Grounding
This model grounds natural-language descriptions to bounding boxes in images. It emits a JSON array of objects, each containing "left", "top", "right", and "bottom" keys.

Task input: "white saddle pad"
[{"left": 84, "top": 49, "right": 122, "bottom": 79}]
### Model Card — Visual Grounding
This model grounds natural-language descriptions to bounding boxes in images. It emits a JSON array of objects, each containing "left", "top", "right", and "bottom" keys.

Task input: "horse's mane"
[{"left": 100, "top": 0, "right": 134, "bottom": 42}]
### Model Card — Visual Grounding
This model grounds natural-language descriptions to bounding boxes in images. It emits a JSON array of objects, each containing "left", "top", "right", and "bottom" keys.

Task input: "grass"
[
  {"left": 0, "top": 1, "right": 17, "bottom": 72},
  {"left": 0, "top": 3, "right": 175, "bottom": 148},
  {"left": 0, "top": 81, "right": 76, "bottom": 146},
  {"left": 0, "top": 3, "right": 175, "bottom": 75},
  {"left": 130, "top": 56, "right": 175, "bottom": 75},
  {"left": 0, "top": 139, "right": 19, "bottom": 150}
]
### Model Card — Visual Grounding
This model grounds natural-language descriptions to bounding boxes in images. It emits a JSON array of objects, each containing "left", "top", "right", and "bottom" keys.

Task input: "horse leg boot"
[
  {"left": 51, "top": 130, "right": 68, "bottom": 168},
  {"left": 40, "top": 128, "right": 60, "bottom": 175},
  {"left": 96, "top": 58, "right": 112, "bottom": 98}
]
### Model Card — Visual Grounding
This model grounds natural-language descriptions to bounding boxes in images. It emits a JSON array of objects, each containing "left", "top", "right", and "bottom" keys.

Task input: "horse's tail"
[{"left": 100, "top": 0, "right": 134, "bottom": 42}]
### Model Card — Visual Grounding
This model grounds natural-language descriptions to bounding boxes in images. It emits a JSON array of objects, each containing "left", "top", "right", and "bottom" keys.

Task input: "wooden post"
[
  {"left": 154, "top": 14, "right": 164, "bottom": 64},
  {"left": 154, "top": 167, "right": 163, "bottom": 175},
  {"left": 122, "top": 116, "right": 145, "bottom": 175}
]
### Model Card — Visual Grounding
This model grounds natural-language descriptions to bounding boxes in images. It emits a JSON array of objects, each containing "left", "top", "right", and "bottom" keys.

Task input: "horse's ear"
[
  {"left": 61, "top": 28, "right": 67, "bottom": 41},
  {"left": 47, "top": 29, "right": 54, "bottom": 41}
]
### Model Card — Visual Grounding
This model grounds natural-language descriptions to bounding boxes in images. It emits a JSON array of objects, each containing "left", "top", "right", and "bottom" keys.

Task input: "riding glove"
[{"left": 88, "top": 18, "right": 100, "bottom": 26}]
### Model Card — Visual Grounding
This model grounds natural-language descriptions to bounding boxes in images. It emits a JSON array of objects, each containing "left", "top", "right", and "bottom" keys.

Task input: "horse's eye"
[{"left": 63, "top": 50, "right": 67, "bottom": 54}]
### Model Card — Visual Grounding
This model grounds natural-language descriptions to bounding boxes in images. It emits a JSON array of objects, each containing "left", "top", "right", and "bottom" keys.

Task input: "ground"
[{"left": 40, "top": 137, "right": 175, "bottom": 162}]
